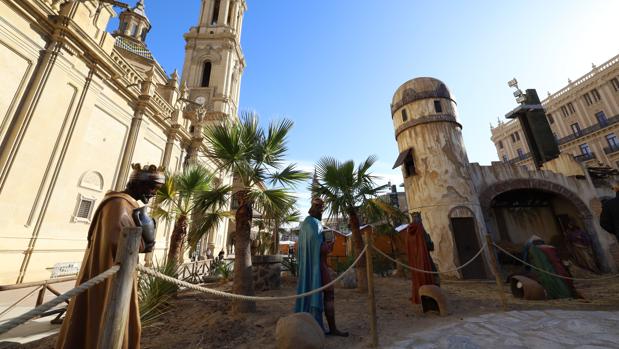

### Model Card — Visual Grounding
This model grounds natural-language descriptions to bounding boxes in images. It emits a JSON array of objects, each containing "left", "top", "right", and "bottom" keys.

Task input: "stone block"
[{"left": 275, "top": 313, "right": 325, "bottom": 349}]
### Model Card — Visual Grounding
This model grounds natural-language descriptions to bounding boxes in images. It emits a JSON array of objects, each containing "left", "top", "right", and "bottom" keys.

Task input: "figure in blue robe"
[{"left": 294, "top": 199, "right": 325, "bottom": 327}]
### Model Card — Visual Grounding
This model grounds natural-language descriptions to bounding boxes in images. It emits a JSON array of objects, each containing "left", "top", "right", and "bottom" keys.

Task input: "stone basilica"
[{"left": 0, "top": 0, "right": 246, "bottom": 283}]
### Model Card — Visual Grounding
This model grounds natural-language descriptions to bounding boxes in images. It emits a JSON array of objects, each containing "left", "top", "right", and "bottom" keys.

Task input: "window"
[
  {"left": 570, "top": 123, "right": 581, "bottom": 137},
  {"left": 119, "top": 21, "right": 127, "bottom": 33},
  {"left": 584, "top": 93, "right": 593, "bottom": 106},
  {"left": 596, "top": 111, "right": 608, "bottom": 126},
  {"left": 547, "top": 113, "right": 554, "bottom": 124},
  {"left": 201, "top": 62, "right": 212, "bottom": 87},
  {"left": 140, "top": 28, "right": 148, "bottom": 41},
  {"left": 211, "top": 0, "right": 221, "bottom": 25},
  {"left": 579, "top": 143, "right": 591, "bottom": 156},
  {"left": 606, "top": 133, "right": 619, "bottom": 148},
  {"left": 515, "top": 132, "right": 520, "bottom": 141},
  {"left": 402, "top": 109, "right": 408, "bottom": 122},
  {"left": 502, "top": 155, "right": 508, "bottom": 162},
  {"left": 517, "top": 148, "right": 525, "bottom": 160},
  {"left": 74, "top": 196, "right": 96, "bottom": 222},
  {"left": 510, "top": 134, "right": 516, "bottom": 143},
  {"left": 404, "top": 154, "right": 415, "bottom": 177},
  {"left": 561, "top": 106, "right": 569, "bottom": 117},
  {"left": 131, "top": 24, "right": 138, "bottom": 37},
  {"left": 592, "top": 89, "right": 601, "bottom": 102},
  {"left": 612, "top": 77, "right": 619, "bottom": 92},
  {"left": 498, "top": 140, "right": 504, "bottom": 149},
  {"left": 567, "top": 103, "right": 575, "bottom": 114},
  {"left": 226, "top": 4, "right": 233, "bottom": 24},
  {"left": 434, "top": 100, "right": 443, "bottom": 113}
]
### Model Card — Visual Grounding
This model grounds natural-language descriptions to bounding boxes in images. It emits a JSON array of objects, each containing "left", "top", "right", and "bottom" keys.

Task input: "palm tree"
[
  {"left": 203, "top": 112, "right": 309, "bottom": 313},
  {"left": 313, "top": 155, "right": 387, "bottom": 292},
  {"left": 260, "top": 200, "right": 301, "bottom": 255},
  {"left": 152, "top": 164, "right": 230, "bottom": 265}
]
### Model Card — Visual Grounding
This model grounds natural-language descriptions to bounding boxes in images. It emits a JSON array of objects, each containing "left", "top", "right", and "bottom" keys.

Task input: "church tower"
[{"left": 181, "top": 0, "right": 247, "bottom": 124}]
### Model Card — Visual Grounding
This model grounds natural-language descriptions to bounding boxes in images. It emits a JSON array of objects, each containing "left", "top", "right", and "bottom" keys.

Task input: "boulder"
[
  {"left": 275, "top": 313, "right": 325, "bottom": 349},
  {"left": 338, "top": 271, "right": 357, "bottom": 289}
]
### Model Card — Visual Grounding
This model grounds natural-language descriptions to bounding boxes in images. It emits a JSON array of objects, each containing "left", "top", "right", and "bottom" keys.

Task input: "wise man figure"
[
  {"left": 294, "top": 197, "right": 347, "bottom": 336},
  {"left": 407, "top": 212, "right": 438, "bottom": 304},
  {"left": 56, "top": 164, "right": 165, "bottom": 349}
]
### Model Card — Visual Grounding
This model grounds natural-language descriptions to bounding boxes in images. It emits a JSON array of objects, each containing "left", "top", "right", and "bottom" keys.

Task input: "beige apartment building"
[
  {"left": 491, "top": 54, "right": 619, "bottom": 170},
  {"left": 0, "top": 0, "right": 246, "bottom": 284}
]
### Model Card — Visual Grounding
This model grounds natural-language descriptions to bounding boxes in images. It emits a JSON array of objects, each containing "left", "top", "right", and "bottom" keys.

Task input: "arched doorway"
[{"left": 479, "top": 179, "right": 603, "bottom": 272}]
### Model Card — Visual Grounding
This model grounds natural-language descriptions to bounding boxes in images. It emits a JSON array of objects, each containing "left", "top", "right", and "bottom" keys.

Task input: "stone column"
[
  {"left": 114, "top": 68, "right": 156, "bottom": 190},
  {"left": 229, "top": 1, "right": 239, "bottom": 31},
  {"left": 220, "top": 0, "right": 231, "bottom": 25},
  {"left": 0, "top": 22, "right": 67, "bottom": 192},
  {"left": 162, "top": 125, "right": 180, "bottom": 170}
]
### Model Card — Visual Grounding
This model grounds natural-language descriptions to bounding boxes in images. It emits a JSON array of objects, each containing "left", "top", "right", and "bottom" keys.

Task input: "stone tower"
[
  {"left": 181, "top": 0, "right": 246, "bottom": 125},
  {"left": 391, "top": 78, "right": 488, "bottom": 278}
]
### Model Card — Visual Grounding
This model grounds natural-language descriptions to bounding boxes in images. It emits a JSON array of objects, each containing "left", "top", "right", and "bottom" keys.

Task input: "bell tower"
[{"left": 181, "top": 0, "right": 247, "bottom": 124}]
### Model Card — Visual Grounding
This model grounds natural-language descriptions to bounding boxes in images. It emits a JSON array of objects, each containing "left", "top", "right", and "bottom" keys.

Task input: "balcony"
[
  {"left": 574, "top": 152, "right": 596, "bottom": 162},
  {"left": 508, "top": 152, "right": 532, "bottom": 164},
  {"left": 604, "top": 144, "right": 619, "bottom": 155},
  {"left": 557, "top": 114, "right": 619, "bottom": 145}
]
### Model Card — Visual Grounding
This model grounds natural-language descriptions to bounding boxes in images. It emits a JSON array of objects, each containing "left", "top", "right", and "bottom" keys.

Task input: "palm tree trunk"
[
  {"left": 167, "top": 215, "right": 188, "bottom": 265},
  {"left": 349, "top": 211, "right": 367, "bottom": 292},
  {"left": 271, "top": 220, "right": 280, "bottom": 255},
  {"left": 233, "top": 195, "right": 256, "bottom": 313}
]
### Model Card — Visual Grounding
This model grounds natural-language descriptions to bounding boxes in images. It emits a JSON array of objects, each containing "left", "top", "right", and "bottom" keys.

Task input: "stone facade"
[
  {"left": 391, "top": 78, "right": 618, "bottom": 279},
  {"left": 491, "top": 53, "right": 619, "bottom": 170},
  {"left": 0, "top": 0, "right": 245, "bottom": 284}
]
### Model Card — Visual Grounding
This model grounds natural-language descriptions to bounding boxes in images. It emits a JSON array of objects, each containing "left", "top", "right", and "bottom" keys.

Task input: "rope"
[
  {"left": 136, "top": 246, "right": 368, "bottom": 301},
  {"left": 492, "top": 242, "right": 619, "bottom": 281},
  {"left": 0, "top": 265, "right": 120, "bottom": 336},
  {"left": 372, "top": 242, "right": 488, "bottom": 275}
]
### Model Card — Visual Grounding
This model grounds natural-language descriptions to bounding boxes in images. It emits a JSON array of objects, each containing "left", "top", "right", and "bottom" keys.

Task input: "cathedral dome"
[{"left": 391, "top": 77, "right": 455, "bottom": 114}]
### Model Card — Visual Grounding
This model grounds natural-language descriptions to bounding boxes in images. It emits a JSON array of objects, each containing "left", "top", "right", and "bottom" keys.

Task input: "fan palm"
[
  {"left": 203, "top": 112, "right": 309, "bottom": 313},
  {"left": 152, "top": 164, "right": 231, "bottom": 265},
  {"left": 313, "top": 155, "right": 388, "bottom": 292}
]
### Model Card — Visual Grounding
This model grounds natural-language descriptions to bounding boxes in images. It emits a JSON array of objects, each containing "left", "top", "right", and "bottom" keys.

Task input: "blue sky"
[{"left": 111, "top": 1, "right": 618, "bottom": 214}]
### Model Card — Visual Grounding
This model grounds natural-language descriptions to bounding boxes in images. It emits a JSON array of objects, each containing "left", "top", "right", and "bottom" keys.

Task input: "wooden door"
[{"left": 451, "top": 217, "right": 487, "bottom": 279}]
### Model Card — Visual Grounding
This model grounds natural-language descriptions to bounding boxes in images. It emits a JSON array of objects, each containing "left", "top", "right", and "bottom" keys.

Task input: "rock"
[
  {"left": 419, "top": 284, "right": 448, "bottom": 316},
  {"left": 275, "top": 313, "right": 325, "bottom": 349},
  {"left": 338, "top": 271, "right": 357, "bottom": 289}
]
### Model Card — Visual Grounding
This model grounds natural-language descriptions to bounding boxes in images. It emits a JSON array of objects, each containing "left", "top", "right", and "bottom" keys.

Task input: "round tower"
[{"left": 391, "top": 77, "right": 487, "bottom": 278}]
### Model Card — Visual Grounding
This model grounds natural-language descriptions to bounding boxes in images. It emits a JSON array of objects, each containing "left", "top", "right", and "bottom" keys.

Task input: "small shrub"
[{"left": 138, "top": 259, "right": 178, "bottom": 327}]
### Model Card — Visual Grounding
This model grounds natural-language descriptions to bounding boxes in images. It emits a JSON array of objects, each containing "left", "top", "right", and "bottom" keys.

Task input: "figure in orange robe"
[{"left": 407, "top": 213, "right": 437, "bottom": 304}]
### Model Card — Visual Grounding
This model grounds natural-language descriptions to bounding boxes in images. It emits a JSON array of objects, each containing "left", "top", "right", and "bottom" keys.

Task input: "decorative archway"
[{"left": 478, "top": 178, "right": 607, "bottom": 271}]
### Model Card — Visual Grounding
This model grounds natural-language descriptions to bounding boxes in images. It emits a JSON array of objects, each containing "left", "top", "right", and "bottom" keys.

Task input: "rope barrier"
[
  {"left": 136, "top": 246, "right": 368, "bottom": 302},
  {"left": 491, "top": 242, "right": 619, "bottom": 281},
  {"left": 372, "top": 242, "right": 488, "bottom": 275},
  {"left": 0, "top": 265, "right": 119, "bottom": 336}
]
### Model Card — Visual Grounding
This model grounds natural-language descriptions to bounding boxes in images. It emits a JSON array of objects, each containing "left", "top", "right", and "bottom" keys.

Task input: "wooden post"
[
  {"left": 36, "top": 284, "right": 46, "bottom": 306},
  {"left": 365, "top": 228, "right": 378, "bottom": 348},
  {"left": 485, "top": 235, "right": 508, "bottom": 311},
  {"left": 98, "top": 227, "right": 142, "bottom": 349}
]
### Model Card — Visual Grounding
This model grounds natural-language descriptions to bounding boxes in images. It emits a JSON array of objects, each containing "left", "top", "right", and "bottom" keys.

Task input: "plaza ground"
[{"left": 2, "top": 267, "right": 619, "bottom": 349}]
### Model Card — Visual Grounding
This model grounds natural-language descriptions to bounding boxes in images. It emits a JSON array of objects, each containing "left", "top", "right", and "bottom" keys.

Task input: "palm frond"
[
  {"left": 187, "top": 211, "right": 232, "bottom": 248},
  {"left": 270, "top": 163, "right": 311, "bottom": 187}
]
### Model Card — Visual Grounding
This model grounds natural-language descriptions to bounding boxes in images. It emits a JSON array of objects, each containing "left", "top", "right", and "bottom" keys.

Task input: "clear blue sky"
[{"left": 111, "top": 1, "right": 618, "bottom": 213}]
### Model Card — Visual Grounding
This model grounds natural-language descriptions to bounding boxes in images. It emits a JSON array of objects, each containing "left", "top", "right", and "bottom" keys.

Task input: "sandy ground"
[{"left": 6, "top": 268, "right": 619, "bottom": 349}]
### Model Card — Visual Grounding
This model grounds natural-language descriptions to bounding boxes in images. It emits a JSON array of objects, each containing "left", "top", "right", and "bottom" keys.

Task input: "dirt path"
[{"left": 11, "top": 272, "right": 619, "bottom": 349}]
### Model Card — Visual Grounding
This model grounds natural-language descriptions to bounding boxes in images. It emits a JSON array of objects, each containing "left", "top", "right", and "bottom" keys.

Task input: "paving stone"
[{"left": 386, "top": 311, "right": 619, "bottom": 349}]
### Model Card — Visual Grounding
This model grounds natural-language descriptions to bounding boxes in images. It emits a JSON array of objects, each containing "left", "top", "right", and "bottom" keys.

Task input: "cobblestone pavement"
[{"left": 389, "top": 310, "right": 619, "bottom": 349}]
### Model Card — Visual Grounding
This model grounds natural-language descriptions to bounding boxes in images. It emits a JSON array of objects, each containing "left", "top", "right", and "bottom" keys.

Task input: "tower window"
[
  {"left": 131, "top": 24, "right": 138, "bottom": 37},
  {"left": 434, "top": 100, "right": 442, "bottom": 113},
  {"left": 211, "top": 0, "right": 221, "bottom": 25},
  {"left": 140, "top": 28, "right": 148, "bottom": 41},
  {"left": 227, "top": 4, "right": 233, "bottom": 25},
  {"left": 119, "top": 21, "right": 127, "bottom": 33},
  {"left": 201, "top": 62, "right": 212, "bottom": 87},
  {"left": 498, "top": 140, "right": 504, "bottom": 149},
  {"left": 547, "top": 113, "right": 554, "bottom": 124},
  {"left": 402, "top": 109, "right": 408, "bottom": 122},
  {"left": 591, "top": 89, "right": 601, "bottom": 102},
  {"left": 404, "top": 153, "right": 415, "bottom": 177},
  {"left": 612, "top": 78, "right": 619, "bottom": 92}
]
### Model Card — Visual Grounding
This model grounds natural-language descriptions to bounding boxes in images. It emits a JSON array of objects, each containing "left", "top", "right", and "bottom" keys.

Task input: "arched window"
[
  {"left": 211, "top": 0, "right": 221, "bottom": 25},
  {"left": 402, "top": 109, "right": 408, "bottom": 122},
  {"left": 201, "top": 62, "right": 212, "bottom": 87}
]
